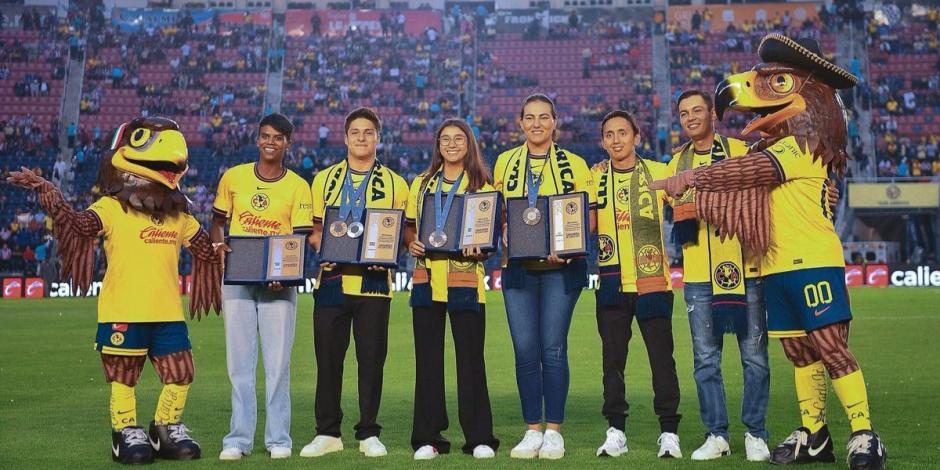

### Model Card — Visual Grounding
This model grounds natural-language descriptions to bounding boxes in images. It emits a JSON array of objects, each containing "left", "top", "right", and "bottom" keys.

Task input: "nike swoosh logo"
[
  {"left": 847, "top": 401, "right": 863, "bottom": 408},
  {"left": 116, "top": 409, "right": 132, "bottom": 415},
  {"left": 257, "top": 187, "right": 271, "bottom": 190},
  {"left": 814, "top": 306, "right": 832, "bottom": 316},
  {"left": 807, "top": 437, "right": 829, "bottom": 456},
  {"left": 150, "top": 437, "right": 161, "bottom": 451},
  {"left": 113, "top": 443, "right": 120, "bottom": 457}
]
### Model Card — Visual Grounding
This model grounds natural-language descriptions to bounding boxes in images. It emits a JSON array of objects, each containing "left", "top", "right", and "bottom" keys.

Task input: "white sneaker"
[
  {"left": 218, "top": 447, "right": 244, "bottom": 460},
  {"left": 269, "top": 446, "right": 291, "bottom": 459},
  {"left": 596, "top": 427, "right": 628, "bottom": 457},
  {"left": 658, "top": 432, "right": 683, "bottom": 458},
  {"left": 509, "top": 430, "right": 543, "bottom": 459},
  {"left": 359, "top": 436, "right": 387, "bottom": 457},
  {"left": 691, "top": 434, "right": 730, "bottom": 460},
  {"left": 472, "top": 445, "right": 495, "bottom": 459},
  {"left": 299, "top": 435, "right": 343, "bottom": 457},
  {"left": 745, "top": 433, "right": 771, "bottom": 462},
  {"left": 538, "top": 429, "right": 565, "bottom": 460},
  {"left": 413, "top": 445, "right": 438, "bottom": 460}
]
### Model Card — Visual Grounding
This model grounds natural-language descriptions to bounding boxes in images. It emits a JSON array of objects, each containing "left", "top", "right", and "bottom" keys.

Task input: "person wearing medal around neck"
[
  {"left": 302, "top": 107, "right": 409, "bottom": 459},
  {"left": 591, "top": 111, "right": 683, "bottom": 459},
  {"left": 493, "top": 93, "right": 598, "bottom": 460},
  {"left": 210, "top": 113, "right": 314, "bottom": 460},
  {"left": 403, "top": 119, "right": 501, "bottom": 460}
]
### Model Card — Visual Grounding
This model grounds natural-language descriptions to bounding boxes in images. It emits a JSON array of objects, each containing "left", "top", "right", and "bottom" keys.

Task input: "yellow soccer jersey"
[
  {"left": 311, "top": 160, "right": 409, "bottom": 297},
  {"left": 594, "top": 160, "right": 672, "bottom": 292},
  {"left": 667, "top": 136, "right": 760, "bottom": 282},
  {"left": 760, "top": 136, "right": 843, "bottom": 275},
  {"left": 405, "top": 172, "right": 494, "bottom": 303},
  {"left": 89, "top": 197, "right": 200, "bottom": 323},
  {"left": 493, "top": 144, "right": 596, "bottom": 269},
  {"left": 212, "top": 163, "right": 314, "bottom": 236}
]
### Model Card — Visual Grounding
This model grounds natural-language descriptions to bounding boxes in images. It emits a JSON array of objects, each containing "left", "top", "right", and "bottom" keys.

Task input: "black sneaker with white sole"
[
  {"left": 148, "top": 421, "right": 201, "bottom": 460},
  {"left": 112, "top": 426, "right": 155, "bottom": 465},
  {"left": 847, "top": 430, "right": 886, "bottom": 470},
  {"left": 770, "top": 425, "right": 835, "bottom": 465}
]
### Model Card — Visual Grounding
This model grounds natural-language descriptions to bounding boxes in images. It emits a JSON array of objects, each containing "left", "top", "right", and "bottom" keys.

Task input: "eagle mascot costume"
[
  {"left": 8, "top": 117, "right": 222, "bottom": 465},
  {"left": 654, "top": 35, "right": 885, "bottom": 470}
]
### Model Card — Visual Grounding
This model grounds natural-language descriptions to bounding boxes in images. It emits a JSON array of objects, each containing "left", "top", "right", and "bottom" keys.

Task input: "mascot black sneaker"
[
  {"left": 846, "top": 430, "right": 886, "bottom": 470},
  {"left": 148, "top": 421, "right": 201, "bottom": 460},
  {"left": 770, "top": 425, "right": 835, "bottom": 465},
  {"left": 112, "top": 426, "right": 155, "bottom": 464}
]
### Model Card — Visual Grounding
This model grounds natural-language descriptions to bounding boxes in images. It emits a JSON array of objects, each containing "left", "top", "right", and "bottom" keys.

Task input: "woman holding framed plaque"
[
  {"left": 210, "top": 113, "right": 314, "bottom": 460},
  {"left": 403, "top": 119, "right": 500, "bottom": 460},
  {"left": 493, "top": 94, "right": 597, "bottom": 460}
]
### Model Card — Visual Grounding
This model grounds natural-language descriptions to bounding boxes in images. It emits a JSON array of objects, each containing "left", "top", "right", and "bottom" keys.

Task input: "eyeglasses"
[{"left": 439, "top": 135, "right": 467, "bottom": 147}]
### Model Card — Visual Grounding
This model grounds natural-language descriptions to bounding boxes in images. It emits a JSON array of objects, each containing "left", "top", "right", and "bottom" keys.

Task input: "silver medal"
[
  {"left": 347, "top": 221, "right": 364, "bottom": 239},
  {"left": 428, "top": 230, "right": 448, "bottom": 248},
  {"left": 522, "top": 207, "right": 541, "bottom": 225}
]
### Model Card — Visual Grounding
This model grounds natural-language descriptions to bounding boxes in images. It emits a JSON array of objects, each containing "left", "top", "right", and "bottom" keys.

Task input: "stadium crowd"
[{"left": 1, "top": 2, "right": 939, "bottom": 278}]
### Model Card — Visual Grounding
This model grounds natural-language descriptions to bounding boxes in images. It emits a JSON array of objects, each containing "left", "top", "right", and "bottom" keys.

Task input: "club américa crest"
[
  {"left": 713, "top": 261, "right": 742, "bottom": 290},
  {"left": 598, "top": 235, "right": 615, "bottom": 262},
  {"left": 251, "top": 193, "right": 270, "bottom": 211},
  {"left": 637, "top": 244, "right": 662, "bottom": 274}
]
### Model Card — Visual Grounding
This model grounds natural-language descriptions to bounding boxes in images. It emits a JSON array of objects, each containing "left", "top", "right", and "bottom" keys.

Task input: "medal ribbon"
[
  {"left": 434, "top": 171, "right": 463, "bottom": 235},
  {"left": 525, "top": 154, "right": 543, "bottom": 209},
  {"left": 339, "top": 165, "right": 374, "bottom": 222}
]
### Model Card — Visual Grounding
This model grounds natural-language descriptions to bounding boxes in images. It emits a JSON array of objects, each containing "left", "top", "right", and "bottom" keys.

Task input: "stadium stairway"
[
  {"left": 263, "top": 15, "right": 285, "bottom": 113},
  {"left": 835, "top": 17, "right": 876, "bottom": 177},
  {"left": 651, "top": 26, "right": 670, "bottom": 158},
  {"left": 59, "top": 45, "right": 85, "bottom": 170}
]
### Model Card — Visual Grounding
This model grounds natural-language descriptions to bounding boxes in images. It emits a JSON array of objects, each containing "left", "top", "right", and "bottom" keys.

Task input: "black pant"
[
  {"left": 314, "top": 294, "right": 390, "bottom": 440},
  {"left": 596, "top": 293, "right": 681, "bottom": 433},
  {"left": 411, "top": 302, "right": 499, "bottom": 454}
]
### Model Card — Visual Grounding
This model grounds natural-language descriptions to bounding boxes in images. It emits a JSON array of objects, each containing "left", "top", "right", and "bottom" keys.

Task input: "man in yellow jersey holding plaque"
[
  {"left": 211, "top": 113, "right": 313, "bottom": 460},
  {"left": 653, "top": 35, "right": 886, "bottom": 470},
  {"left": 591, "top": 111, "right": 682, "bottom": 460},
  {"left": 303, "top": 107, "right": 409, "bottom": 459},
  {"left": 668, "top": 90, "right": 771, "bottom": 462}
]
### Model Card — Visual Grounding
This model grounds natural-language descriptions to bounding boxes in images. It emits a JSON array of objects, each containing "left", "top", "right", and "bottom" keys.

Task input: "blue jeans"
[
  {"left": 685, "top": 279, "right": 769, "bottom": 441},
  {"left": 221, "top": 285, "right": 297, "bottom": 453},
  {"left": 503, "top": 269, "right": 582, "bottom": 424}
]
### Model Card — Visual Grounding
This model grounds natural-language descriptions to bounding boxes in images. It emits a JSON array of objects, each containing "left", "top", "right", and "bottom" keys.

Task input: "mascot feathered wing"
[{"left": 9, "top": 116, "right": 221, "bottom": 316}]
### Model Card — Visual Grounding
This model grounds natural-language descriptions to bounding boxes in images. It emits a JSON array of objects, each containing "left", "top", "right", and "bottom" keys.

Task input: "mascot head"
[
  {"left": 97, "top": 116, "right": 190, "bottom": 215},
  {"left": 715, "top": 34, "right": 858, "bottom": 175}
]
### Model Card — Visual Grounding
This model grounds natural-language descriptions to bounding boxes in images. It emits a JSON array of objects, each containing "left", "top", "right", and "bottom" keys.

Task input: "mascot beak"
[
  {"left": 111, "top": 129, "right": 189, "bottom": 189},
  {"left": 715, "top": 70, "right": 806, "bottom": 136}
]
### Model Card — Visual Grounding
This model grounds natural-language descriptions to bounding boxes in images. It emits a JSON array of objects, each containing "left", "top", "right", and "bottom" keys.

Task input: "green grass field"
[{"left": 1, "top": 287, "right": 938, "bottom": 469}]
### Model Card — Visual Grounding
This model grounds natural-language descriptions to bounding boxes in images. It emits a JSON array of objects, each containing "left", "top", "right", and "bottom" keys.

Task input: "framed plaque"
[
  {"left": 358, "top": 208, "right": 404, "bottom": 268},
  {"left": 418, "top": 192, "right": 462, "bottom": 253},
  {"left": 318, "top": 205, "right": 362, "bottom": 265},
  {"left": 458, "top": 191, "right": 501, "bottom": 252},
  {"left": 548, "top": 192, "right": 588, "bottom": 258},
  {"left": 224, "top": 234, "right": 308, "bottom": 286},
  {"left": 506, "top": 196, "right": 549, "bottom": 260}
]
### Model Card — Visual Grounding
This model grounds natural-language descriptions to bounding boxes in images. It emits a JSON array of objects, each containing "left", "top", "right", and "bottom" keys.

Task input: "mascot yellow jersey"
[
  {"left": 760, "top": 136, "right": 842, "bottom": 275},
  {"left": 90, "top": 197, "right": 201, "bottom": 323}
]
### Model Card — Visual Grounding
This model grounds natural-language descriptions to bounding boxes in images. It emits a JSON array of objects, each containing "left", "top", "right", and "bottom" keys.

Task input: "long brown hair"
[{"left": 422, "top": 118, "right": 492, "bottom": 193}]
